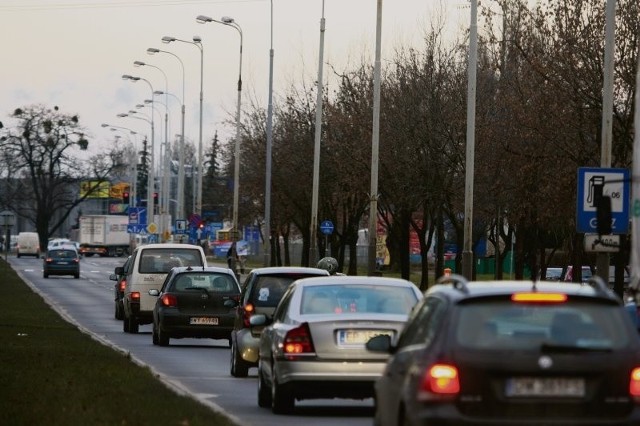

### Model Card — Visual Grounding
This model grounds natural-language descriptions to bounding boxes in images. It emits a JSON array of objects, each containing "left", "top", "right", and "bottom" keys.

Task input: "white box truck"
[{"left": 78, "top": 215, "right": 130, "bottom": 257}]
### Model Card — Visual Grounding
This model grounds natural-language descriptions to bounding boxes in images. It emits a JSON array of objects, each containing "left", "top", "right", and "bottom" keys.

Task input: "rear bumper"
[{"left": 159, "top": 312, "right": 234, "bottom": 339}]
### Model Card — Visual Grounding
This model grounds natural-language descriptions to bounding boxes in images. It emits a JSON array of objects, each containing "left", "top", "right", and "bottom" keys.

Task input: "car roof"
[
  {"left": 292, "top": 275, "right": 420, "bottom": 288},
  {"left": 170, "top": 266, "right": 235, "bottom": 275},
  {"left": 247, "top": 266, "right": 330, "bottom": 276},
  {"left": 428, "top": 276, "right": 619, "bottom": 303},
  {"left": 136, "top": 243, "right": 203, "bottom": 250}
]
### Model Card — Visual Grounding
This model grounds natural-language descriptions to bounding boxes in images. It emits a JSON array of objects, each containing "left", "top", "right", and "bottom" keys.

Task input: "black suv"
[{"left": 367, "top": 275, "right": 640, "bottom": 426}]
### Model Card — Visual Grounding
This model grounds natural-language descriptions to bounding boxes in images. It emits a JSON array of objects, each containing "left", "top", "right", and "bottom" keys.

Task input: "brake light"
[
  {"left": 283, "top": 323, "right": 315, "bottom": 356},
  {"left": 45, "top": 257, "right": 52, "bottom": 263},
  {"left": 511, "top": 293, "right": 568, "bottom": 303},
  {"left": 131, "top": 292, "right": 140, "bottom": 301},
  {"left": 161, "top": 294, "right": 178, "bottom": 307},
  {"left": 243, "top": 303, "right": 254, "bottom": 327},
  {"left": 119, "top": 280, "right": 126, "bottom": 292},
  {"left": 418, "top": 364, "right": 460, "bottom": 400}
]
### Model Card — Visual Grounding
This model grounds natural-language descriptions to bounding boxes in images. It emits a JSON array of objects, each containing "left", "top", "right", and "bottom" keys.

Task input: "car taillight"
[
  {"left": 119, "top": 280, "right": 126, "bottom": 292},
  {"left": 283, "top": 323, "right": 315, "bottom": 357},
  {"left": 511, "top": 293, "right": 568, "bottom": 303},
  {"left": 131, "top": 292, "right": 140, "bottom": 301},
  {"left": 243, "top": 303, "right": 255, "bottom": 327},
  {"left": 45, "top": 258, "right": 52, "bottom": 263},
  {"left": 630, "top": 368, "right": 640, "bottom": 397},
  {"left": 418, "top": 364, "right": 460, "bottom": 401},
  {"left": 161, "top": 294, "right": 178, "bottom": 307},
  {"left": 73, "top": 258, "right": 79, "bottom": 263}
]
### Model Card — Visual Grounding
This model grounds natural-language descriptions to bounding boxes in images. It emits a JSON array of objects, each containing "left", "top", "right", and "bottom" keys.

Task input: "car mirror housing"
[
  {"left": 109, "top": 273, "right": 117, "bottom": 281},
  {"left": 148, "top": 289, "right": 160, "bottom": 297},
  {"left": 365, "top": 334, "right": 393, "bottom": 353},
  {"left": 249, "top": 314, "right": 267, "bottom": 327}
]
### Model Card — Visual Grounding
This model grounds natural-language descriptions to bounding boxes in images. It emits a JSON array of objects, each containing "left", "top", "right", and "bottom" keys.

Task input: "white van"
[
  {"left": 120, "top": 243, "right": 207, "bottom": 333},
  {"left": 16, "top": 232, "right": 40, "bottom": 258}
]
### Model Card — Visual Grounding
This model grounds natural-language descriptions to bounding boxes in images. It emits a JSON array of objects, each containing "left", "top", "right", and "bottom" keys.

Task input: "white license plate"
[
  {"left": 506, "top": 377, "right": 585, "bottom": 397},
  {"left": 189, "top": 317, "right": 219, "bottom": 325},
  {"left": 337, "top": 330, "right": 392, "bottom": 346},
  {"left": 57, "top": 262, "right": 68, "bottom": 265}
]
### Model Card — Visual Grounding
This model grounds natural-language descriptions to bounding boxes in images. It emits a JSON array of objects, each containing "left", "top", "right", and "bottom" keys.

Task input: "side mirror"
[
  {"left": 148, "top": 289, "right": 160, "bottom": 297},
  {"left": 114, "top": 266, "right": 124, "bottom": 275},
  {"left": 249, "top": 314, "right": 268, "bottom": 327},
  {"left": 224, "top": 299, "right": 239, "bottom": 308},
  {"left": 365, "top": 334, "right": 393, "bottom": 353},
  {"left": 109, "top": 273, "right": 117, "bottom": 281}
]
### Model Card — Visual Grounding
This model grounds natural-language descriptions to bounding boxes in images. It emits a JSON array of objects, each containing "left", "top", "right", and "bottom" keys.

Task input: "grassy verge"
[{"left": 0, "top": 259, "right": 238, "bottom": 426}]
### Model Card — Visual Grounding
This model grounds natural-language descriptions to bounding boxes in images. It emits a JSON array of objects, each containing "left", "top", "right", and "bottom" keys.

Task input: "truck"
[{"left": 78, "top": 215, "right": 130, "bottom": 257}]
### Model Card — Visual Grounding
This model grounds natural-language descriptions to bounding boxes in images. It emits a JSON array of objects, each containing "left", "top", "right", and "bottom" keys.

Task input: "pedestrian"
[{"left": 227, "top": 242, "right": 238, "bottom": 274}]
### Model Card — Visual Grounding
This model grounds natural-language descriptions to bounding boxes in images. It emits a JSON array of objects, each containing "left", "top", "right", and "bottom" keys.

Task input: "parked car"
[
  {"left": 149, "top": 266, "right": 241, "bottom": 346},
  {"left": 542, "top": 267, "right": 563, "bottom": 281},
  {"left": 367, "top": 274, "right": 640, "bottom": 426},
  {"left": 121, "top": 243, "right": 208, "bottom": 334},
  {"left": 229, "top": 266, "right": 330, "bottom": 377},
  {"left": 109, "top": 256, "right": 131, "bottom": 320},
  {"left": 17, "top": 232, "right": 40, "bottom": 258},
  {"left": 252, "top": 275, "right": 422, "bottom": 414},
  {"left": 43, "top": 247, "right": 80, "bottom": 278}
]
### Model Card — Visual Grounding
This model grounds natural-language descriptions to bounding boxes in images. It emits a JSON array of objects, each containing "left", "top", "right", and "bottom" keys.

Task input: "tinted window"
[
  {"left": 300, "top": 284, "right": 419, "bottom": 315},
  {"left": 169, "top": 273, "right": 239, "bottom": 293},
  {"left": 49, "top": 249, "right": 77, "bottom": 259},
  {"left": 250, "top": 274, "right": 322, "bottom": 307},
  {"left": 138, "top": 248, "right": 204, "bottom": 273},
  {"left": 455, "top": 299, "right": 631, "bottom": 350},
  {"left": 396, "top": 297, "right": 445, "bottom": 348}
]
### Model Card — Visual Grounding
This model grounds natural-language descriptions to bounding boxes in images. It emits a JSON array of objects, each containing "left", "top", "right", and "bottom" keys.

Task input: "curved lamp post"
[
  {"left": 196, "top": 15, "right": 243, "bottom": 242},
  {"left": 147, "top": 45, "right": 189, "bottom": 220},
  {"left": 122, "top": 73, "right": 155, "bottom": 216},
  {"left": 161, "top": 35, "right": 204, "bottom": 219}
]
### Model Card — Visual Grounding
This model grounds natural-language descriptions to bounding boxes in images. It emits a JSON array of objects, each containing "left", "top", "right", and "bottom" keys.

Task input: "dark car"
[
  {"left": 109, "top": 256, "right": 131, "bottom": 320},
  {"left": 43, "top": 247, "right": 80, "bottom": 279},
  {"left": 367, "top": 274, "right": 640, "bottom": 426},
  {"left": 230, "top": 266, "right": 330, "bottom": 377},
  {"left": 149, "top": 266, "right": 241, "bottom": 346}
]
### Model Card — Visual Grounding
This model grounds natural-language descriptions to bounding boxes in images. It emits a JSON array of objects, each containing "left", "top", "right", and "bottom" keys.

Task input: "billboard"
[{"left": 80, "top": 180, "right": 111, "bottom": 199}]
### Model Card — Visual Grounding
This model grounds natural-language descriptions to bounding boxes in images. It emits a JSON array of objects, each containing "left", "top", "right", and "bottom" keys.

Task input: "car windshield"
[
  {"left": 138, "top": 248, "right": 204, "bottom": 273},
  {"left": 455, "top": 299, "right": 631, "bottom": 351},
  {"left": 49, "top": 249, "right": 77, "bottom": 258},
  {"left": 300, "top": 284, "right": 418, "bottom": 315},
  {"left": 170, "top": 273, "right": 238, "bottom": 293}
]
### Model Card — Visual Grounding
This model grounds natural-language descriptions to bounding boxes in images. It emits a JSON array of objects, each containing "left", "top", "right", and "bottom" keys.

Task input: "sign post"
[
  {"left": 0, "top": 211, "right": 16, "bottom": 261},
  {"left": 320, "top": 220, "right": 334, "bottom": 257}
]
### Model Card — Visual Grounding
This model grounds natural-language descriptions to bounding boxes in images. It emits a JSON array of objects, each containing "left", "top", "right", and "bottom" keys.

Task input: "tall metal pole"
[
  {"left": 264, "top": 0, "right": 274, "bottom": 266},
  {"left": 367, "top": 0, "right": 383, "bottom": 275},
  {"left": 461, "top": 0, "right": 478, "bottom": 280},
  {"left": 226, "top": 22, "right": 243, "bottom": 242},
  {"left": 596, "top": 0, "right": 616, "bottom": 282},
  {"left": 197, "top": 43, "right": 204, "bottom": 217},
  {"left": 309, "top": 0, "right": 326, "bottom": 265}
]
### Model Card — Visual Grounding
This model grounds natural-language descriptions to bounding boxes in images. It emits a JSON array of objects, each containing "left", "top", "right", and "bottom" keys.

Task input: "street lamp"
[
  {"left": 155, "top": 89, "right": 182, "bottom": 221},
  {"left": 162, "top": 36, "right": 204, "bottom": 215},
  {"left": 264, "top": 1, "right": 275, "bottom": 266},
  {"left": 148, "top": 43, "right": 192, "bottom": 221},
  {"left": 196, "top": 15, "right": 243, "bottom": 242},
  {"left": 121, "top": 73, "right": 155, "bottom": 216}
]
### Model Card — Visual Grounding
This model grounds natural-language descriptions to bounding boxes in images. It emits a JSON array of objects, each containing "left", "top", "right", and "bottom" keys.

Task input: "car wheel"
[
  {"left": 257, "top": 363, "right": 272, "bottom": 408},
  {"left": 152, "top": 322, "right": 159, "bottom": 345},
  {"left": 74, "top": 273, "right": 80, "bottom": 279},
  {"left": 271, "top": 373, "right": 294, "bottom": 414},
  {"left": 115, "top": 301, "right": 124, "bottom": 321},
  {"left": 123, "top": 314, "right": 131, "bottom": 333},
  {"left": 157, "top": 322, "right": 169, "bottom": 346},
  {"left": 43, "top": 272, "right": 48, "bottom": 278},
  {"left": 129, "top": 316, "right": 139, "bottom": 334},
  {"left": 230, "top": 339, "right": 249, "bottom": 377}
]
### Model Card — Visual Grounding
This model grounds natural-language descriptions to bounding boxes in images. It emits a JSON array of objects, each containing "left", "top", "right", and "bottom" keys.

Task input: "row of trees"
[{"left": 215, "top": 0, "right": 638, "bottom": 288}]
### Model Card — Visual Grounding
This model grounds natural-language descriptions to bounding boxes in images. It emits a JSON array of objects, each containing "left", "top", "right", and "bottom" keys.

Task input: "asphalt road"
[{"left": 8, "top": 254, "right": 374, "bottom": 426}]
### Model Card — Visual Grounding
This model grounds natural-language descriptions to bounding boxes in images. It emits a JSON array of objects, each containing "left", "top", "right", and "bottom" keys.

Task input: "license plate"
[
  {"left": 189, "top": 317, "right": 219, "bottom": 325},
  {"left": 506, "top": 377, "right": 585, "bottom": 397},
  {"left": 57, "top": 262, "right": 68, "bottom": 265},
  {"left": 337, "top": 329, "right": 392, "bottom": 346}
]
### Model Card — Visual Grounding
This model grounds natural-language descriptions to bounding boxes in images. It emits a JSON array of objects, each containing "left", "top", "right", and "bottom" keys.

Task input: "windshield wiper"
[{"left": 540, "top": 342, "right": 612, "bottom": 353}]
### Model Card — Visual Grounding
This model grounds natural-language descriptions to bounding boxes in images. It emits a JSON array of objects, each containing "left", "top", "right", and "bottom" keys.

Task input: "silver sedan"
[{"left": 251, "top": 275, "right": 423, "bottom": 414}]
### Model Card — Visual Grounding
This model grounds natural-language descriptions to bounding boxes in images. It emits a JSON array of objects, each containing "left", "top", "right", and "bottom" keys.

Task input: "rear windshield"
[
  {"left": 169, "top": 273, "right": 239, "bottom": 294},
  {"left": 48, "top": 250, "right": 77, "bottom": 258},
  {"left": 301, "top": 284, "right": 418, "bottom": 315},
  {"left": 138, "top": 248, "right": 204, "bottom": 273},
  {"left": 250, "top": 274, "right": 322, "bottom": 307},
  {"left": 455, "top": 299, "right": 632, "bottom": 350}
]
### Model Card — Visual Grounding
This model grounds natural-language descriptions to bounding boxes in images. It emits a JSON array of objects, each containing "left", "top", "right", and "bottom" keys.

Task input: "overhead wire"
[{"left": 0, "top": 0, "right": 264, "bottom": 12}]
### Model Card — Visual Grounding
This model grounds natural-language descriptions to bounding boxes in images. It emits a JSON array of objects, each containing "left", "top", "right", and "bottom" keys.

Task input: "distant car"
[
  {"left": 252, "top": 275, "right": 422, "bottom": 414},
  {"left": 17, "top": 232, "right": 40, "bottom": 258},
  {"left": 43, "top": 248, "right": 80, "bottom": 279},
  {"left": 47, "top": 238, "right": 70, "bottom": 251},
  {"left": 563, "top": 265, "right": 593, "bottom": 282},
  {"left": 110, "top": 256, "right": 131, "bottom": 320},
  {"left": 543, "top": 267, "right": 563, "bottom": 281},
  {"left": 229, "top": 266, "right": 331, "bottom": 377},
  {"left": 367, "top": 274, "right": 640, "bottom": 426},
  {"left": 149, "top": 266, "right": 241, "bottom": 346}
]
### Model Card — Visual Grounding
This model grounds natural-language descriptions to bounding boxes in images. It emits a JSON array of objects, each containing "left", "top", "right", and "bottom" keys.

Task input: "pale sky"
[{"left": 1, "top": 0, "right": 468, "bottom": 162}]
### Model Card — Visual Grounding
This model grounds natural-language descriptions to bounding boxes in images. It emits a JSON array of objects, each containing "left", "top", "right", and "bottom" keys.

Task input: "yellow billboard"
[{"left": 80, "top": 181, "right": 111, "bottom": 199}]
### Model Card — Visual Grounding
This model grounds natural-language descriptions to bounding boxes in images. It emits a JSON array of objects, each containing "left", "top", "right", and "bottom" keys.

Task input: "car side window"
[
  {"left": 273, "top": 287, "right": 295, "bottom": 323},
  {"left": 396, "top": 297, "right": 445, "bottom": 349}
]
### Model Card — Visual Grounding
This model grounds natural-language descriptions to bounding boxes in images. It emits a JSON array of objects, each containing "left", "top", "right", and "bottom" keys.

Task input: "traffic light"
[
  {"left": 123, "top": 191, "right": 130, "bottom": 204},
  {"left": 153, "top": 192, "right": 159, "bottom": 206}
]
